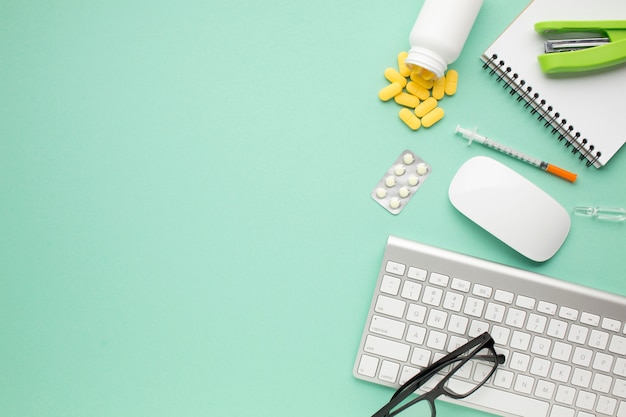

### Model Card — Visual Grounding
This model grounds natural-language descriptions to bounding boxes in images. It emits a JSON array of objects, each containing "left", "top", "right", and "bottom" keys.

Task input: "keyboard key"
[
  {"left": 556, "top": 385, "right": 576, "bottom": 405},
  {"left": 551, "top": 363, "right": 572, "bottom": 382},
  {"left": 426, "top": 309, "right": 448, "bottom": 329},
  {"left": 451, "top": 277, "right": 470, "bottom": 292},
  {"left": 505, "top": 307, "right": 526, "bottom": 328},
  {"left": 442, "top": 291, "right": 464, "bottom": 312},
  {"left": 400, "top": 281, "right": 422, "bottom": 301},
  {"left": 406, "top": 303, "right": 427, "bottom": 324},
  {"left": 473, "top": 284, "right": 492, "bottom": 298},
  {"left": 426, "top": 329, "right": 447, "bottom": 350},
  {"left": 567, "top": 324, "right": 589, "bottom": 345},
  {"left": 406, "top": 324, "right": 426, "bottom": 345},
  {"left": 429, "top": 272, "right": 449, "bottom": 287},
  {"left": 364, "top": 335, "right": 410, "bottom": 361},
  {"left": 410, "top": 347, "right": 431, "bottom": 367},
  {"left": 559, "top": 306, "right": 579, "bottom": 321},
  {"left": 510, "top": 330, "right": 531, "bottom": 350},
  {"left": 592, "top": 373, "right": 613, "bottom": 393},
  {"left": 357, "top": 354, "right": 379, "bottom": 377},
  {"left": 448, "top": 314, "right": 469, "bottom": 335},
  {"left": 494, "top": 289, "right": 514, "bottom": 304},
  {"left": 592, "top": 352, "right": 614, "bottom": 373},
  {"left": 513, "top": 374, "right": 534, "bottom": 394},
  {"left": 551, "top": 404, "right": 575, "bottom": 417},
  {"left": 537, "top": 300, "right": 557, "bottom": 315},
  {"left": 490, "top": 325, "right": 511, "bottom": 346},
  {"left": 610, "top": 334, "right": 626, "bottom": 355},
  {"left": 531, "top": 336, "right": 552, "bottom": 356},
  {"left": 515, "top": 295, "right": 536, "bottom": 310},
  {"left": 571, "top": 368, "right": 592, "bottom": 388},
  {"left": 614, "top": 378, "right": 626, "bottom": 398},
  {"left": 547, "top": 318, "right": 568, "bottom": 339},
  {"left": 379, "top": 360, "right": 400, "bottom": 383},
  {"left": 616, "top": 358, "right": 626, "bottom": 377},
  {"left": 596, "top": 395, "right": 617, "bottom": 415},
  {"left": 530, "top": 357, "right": 551, "bottom": 377},
  {"left": 385, "top": 260, "right": 406, "bottom": 276},
  {"left": 464, "top": 297, "right": 485, "bottom": 317},
  {"left": 526, "top": 313, "right": 548, "bottom": 333},
  {"left": 572, "top": 347, "right": 593, "bottom": 367},
  {"left": 551, "top": 341, "right": 572, "bottom": 361},
  {"left": 422, "top": 286, "right": 443, "bottom": 306},
  {"left": 602, "top": 317, "right": 622, "bottom": 332},
  {"left": 580, "top": 312, "right": 600, "bottom": 326},
  {"left": 535, "top": 380, "right": 555, "bottom": 399},
  {"left": 407, "top": 266, "right": 427, "bottom": 281},
  {"left": 380, "top": 275, "right": 401, "bottom": 295},
  {"left": 369, "top": 315, "right": 406, "bottom": 339},
  {"left": 485, "top": 302, "right": 506, "bottom": 323},
  {"left": 588, "top": 329, "right": 609, "bottom": 350},
  {"left": 375, "top": 295, "right": 406, "bottom": 318}
]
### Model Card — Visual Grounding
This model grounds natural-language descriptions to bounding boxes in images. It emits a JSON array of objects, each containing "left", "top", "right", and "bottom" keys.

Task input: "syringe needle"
[{"left": 455, "top": 125, "right": 577, "bottom": 183}]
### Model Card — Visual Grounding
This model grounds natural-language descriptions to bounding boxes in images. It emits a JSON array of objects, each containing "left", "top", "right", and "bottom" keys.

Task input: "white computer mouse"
[{"left": 448, "top": 156, "right": 570, "bottom": 262}]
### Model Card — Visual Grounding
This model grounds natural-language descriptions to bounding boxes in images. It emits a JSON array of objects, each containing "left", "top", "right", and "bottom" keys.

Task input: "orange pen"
[{"left": 455, "top": 125, "right": 577, "bottom": 183}]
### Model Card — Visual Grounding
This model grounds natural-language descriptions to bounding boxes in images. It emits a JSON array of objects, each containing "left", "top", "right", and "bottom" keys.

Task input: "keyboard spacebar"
[{"left": 445, "top": 379, "right": 549, "bottom": 417}]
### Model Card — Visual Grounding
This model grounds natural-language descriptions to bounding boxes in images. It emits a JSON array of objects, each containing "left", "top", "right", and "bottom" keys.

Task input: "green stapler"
[{"left": 534, "top": 20, "right": 626, "bottom": 74}]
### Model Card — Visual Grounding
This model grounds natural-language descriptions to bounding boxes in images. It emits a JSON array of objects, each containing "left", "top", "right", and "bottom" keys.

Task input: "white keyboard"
[{"left": 353, "top": 236, "right": 626, "bottom": 417}]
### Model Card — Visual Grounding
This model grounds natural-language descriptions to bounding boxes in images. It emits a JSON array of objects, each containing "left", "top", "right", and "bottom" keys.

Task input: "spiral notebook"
[{"left": 481, "top": 0, "right": 626, "bottom": 168}]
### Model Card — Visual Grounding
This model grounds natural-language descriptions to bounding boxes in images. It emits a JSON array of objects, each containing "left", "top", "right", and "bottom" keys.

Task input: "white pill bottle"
[{"left": 405, "top": 0, "right": 483, "bottom": 79}]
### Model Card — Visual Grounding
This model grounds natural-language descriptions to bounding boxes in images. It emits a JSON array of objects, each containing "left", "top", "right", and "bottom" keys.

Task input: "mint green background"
[{"left": 1, "top": 1, "right": 625, "bottom": 416}]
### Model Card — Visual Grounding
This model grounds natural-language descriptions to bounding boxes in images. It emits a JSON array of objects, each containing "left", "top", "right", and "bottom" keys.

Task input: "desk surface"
[{"left": 2, "top": 1, "right": 625, "bottom": 415}]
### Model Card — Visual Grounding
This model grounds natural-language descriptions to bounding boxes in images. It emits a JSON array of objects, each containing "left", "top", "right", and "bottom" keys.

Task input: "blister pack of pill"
[{"left": 371, "top": 149, "right": 431, "bottom": 215}]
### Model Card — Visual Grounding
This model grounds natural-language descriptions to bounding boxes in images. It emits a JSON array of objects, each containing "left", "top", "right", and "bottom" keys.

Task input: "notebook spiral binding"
[{"left": 482, "top": 54, "right": 601, "bottom": 167}]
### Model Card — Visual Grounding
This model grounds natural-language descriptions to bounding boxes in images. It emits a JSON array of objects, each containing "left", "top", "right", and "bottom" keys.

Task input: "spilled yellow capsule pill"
[
  {"left": 384, "top": 67, "right": 407, "bottom": 88},
  {"left": 410, "top": 71, "right": 434, "bottom": 89},
  {"left": 445, "top": 70, "right": 458, "bottom": 95},
  {"left": 414, "top": 97, "right": 438, "bottom": 118},
  {"left": 394, "top": 92, "right": 420, "bottom": 108},
  {"left": 421, "top": 107, "right": 445, "bottom": 128},
  {"left": 397, "top": 52, "right": 411, "bottom": 77},
  {"left": 399, "top": 108, "right": 421, "bottom": 130},
  {"left": 432, "top": 76, "right": 446, "bottom": 100},
  {"left": 378, "top": 82, "right": 403, "bottom": 101},
  {"left": 406, "top": 82, "right": 430, "bottom": 100}
]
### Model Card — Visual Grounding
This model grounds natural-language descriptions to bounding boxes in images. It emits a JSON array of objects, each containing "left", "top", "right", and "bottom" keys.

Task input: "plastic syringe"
[{"left": 455, "top": 125, "right": 577, "bottom": 183}]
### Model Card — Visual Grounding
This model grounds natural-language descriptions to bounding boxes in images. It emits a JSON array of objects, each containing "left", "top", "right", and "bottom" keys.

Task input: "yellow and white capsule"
[
  {"left": 378, "top": 82, "right": 403, "bottom": 101},
  {"left": 399, "top": 108, "right": 421, "bottom": 131},
  {"left": 445, "top": 69, "right": 458, "bottom": 95},
  {"left": 384, "top": 67, "right": 407, "bottom": 88},
  {"left": 414, "top": 97, "right": 438, "bottom": 118},
  {"left": 421, "top": 107, "right": 445, "bottom": 128}
]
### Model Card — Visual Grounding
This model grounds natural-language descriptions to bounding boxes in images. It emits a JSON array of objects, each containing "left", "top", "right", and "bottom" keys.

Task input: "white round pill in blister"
[
  {"left": 385, "top": 175, "right": 396, "bottom": 188},
  {"left": 394, "top": 164, "right": 406, "bottom": 176},
  {"left": 389, "top": 197, "right": 401, "bottom": 209},
  {"left": 416, "top": 162, "right": 429, "bottom": 175},
  {"left": 398, "top": 186, "right": 410, "bottom": 198},
  {"left": 376, "top": 187, "right": 387, "bottom": 199},
  {"left": 407, "top": 175, "right": 420, "bottom": 186},
  {"left": 403, "top": 153, "right": 415, "bottom": 165}
]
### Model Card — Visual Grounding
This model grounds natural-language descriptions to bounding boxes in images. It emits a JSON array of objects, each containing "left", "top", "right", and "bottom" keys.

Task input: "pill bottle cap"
[{"left": 405, "top": 46, "right": 447, "bottom": 79}]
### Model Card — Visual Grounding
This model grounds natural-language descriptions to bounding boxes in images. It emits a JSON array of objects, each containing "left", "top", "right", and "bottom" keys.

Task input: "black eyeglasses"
[{"left": 371, "top": 332, "right": 505, "bottom": 417}]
